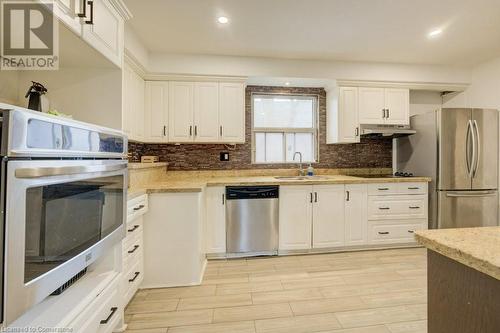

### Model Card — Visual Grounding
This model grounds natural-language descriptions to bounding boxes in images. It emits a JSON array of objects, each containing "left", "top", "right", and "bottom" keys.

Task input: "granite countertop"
[
  {"left": 415, "top": 227, "right": 500, "bottom": 280},
  {"left": 128, "top": 175, "right": 431, "bottom": 195}
]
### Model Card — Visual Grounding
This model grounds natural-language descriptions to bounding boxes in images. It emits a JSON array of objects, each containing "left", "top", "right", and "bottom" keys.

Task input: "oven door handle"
[{"left": 15, "top": 162, "right": 127, "bottom": 178}]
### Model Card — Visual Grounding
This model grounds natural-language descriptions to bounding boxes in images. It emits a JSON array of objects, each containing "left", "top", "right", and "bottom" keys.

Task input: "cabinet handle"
[
  {"left": 84, "top": 0, "right": 94, "bottom": 25},
  {"left": 378, "top": 231, "right": 390, "bottom": 235},
  {"left": 194, "top": 125, "right": 198, "bottom": 136},
  {"left": 220, "top": 125, "right": 223, "bottom": 136},
  {"left": 378, "top": 187, "right": 389, "bottom": 191},
  {"left": 133, "top": 204, "right": 145, "bottom": 211},
  {"left": 163, "top": 125, "right": 166, "bottom": 136},
  {"left": 382, "top": 109, "right": 386, "bottom": 118},
  {"left": 387, "top": 109, "right": 390, "bottom": 118},
  {"left": 129, "top": 272, "right": 140, "bottom": 282},
  {"left": 379, "top": 207, "right": 390, "bottom": 210},
  {"left": 127, "top": 225, "right": 139, "bottom": 233},
  {"left": 310, "top": 193, "right": 313, "bottom": 203},
  {"left": 128, "top": 245, "right": 140, "bottom": 254},
  {"left": 408, "top": 187, "right": 419, "bottom": 190},
  {"left": 100, "top": 307, "right": 118, "bottom": 325},
  {"left": 346, "top": 190, "right": 350, "bottom": 201},
  {"left": 77, "top": 0, "right": 87, "bottom": 17},
  {"left": 189, "top": 125, "right": 193, "bottom": 136},
  {"left": 222, "top": 194, "right": 225, "bottom": 205},
  {"left": 355, "top": 127, "right": 359, "bottom": 137},
  {"left": 314, "top": 192, "right": 318, "bottom": 202},
  {"left": 409, "top": 206, "right": 420, "bottom": 209},
  {"left": 408, "top": 230, "right": 415, "bottom": 233}
]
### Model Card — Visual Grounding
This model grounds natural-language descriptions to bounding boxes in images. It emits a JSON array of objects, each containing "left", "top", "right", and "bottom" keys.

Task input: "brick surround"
[{"left": 128, "top": 86, "right": 392, "bottom": 171}]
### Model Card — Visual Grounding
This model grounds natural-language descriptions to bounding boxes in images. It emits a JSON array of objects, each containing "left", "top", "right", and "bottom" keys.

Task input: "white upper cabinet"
[
  {"left": 358, "top": 87, "right": 386, "bottom": 124},
  {"left": 219, "top": 83, "right": 245, "bottom": 143},
  {"left": 337, "top": 87, "right": 360, "bottom": 143},
  {"left": 169, "top": 81, "right": 195, "bottom": 142},
  {"left": 384, "top": 88, "right": 409, "bottom": 125},
  {"left": 51, "top": 0, "right": 84, "bottom": 34},
  {"left": 123, "top": 63, "right": 145, "bottom": 141},
  {"left": 312, "top": 185, "right": 345, "bottom": 248},
  {"left": 279, "top": 186, "right": 313, "bottom": 250},
  {"left": 81, "top": 0, "right": 125, "bottom": 67},
  {"left": 194, "top": 82, "right": 220, "bottom": 142},
  {"left": 344, "top": 184, "right": 368, "bottom": 246},
  {"left": 358, "top": 87, "right": 409, "bottom": 125},
  {"left": 145, "top": 81, "right": 169, "bottom": 143}
]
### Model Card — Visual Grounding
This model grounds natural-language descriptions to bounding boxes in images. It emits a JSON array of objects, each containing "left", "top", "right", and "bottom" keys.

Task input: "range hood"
[{"left": 360, "top": 124, "right": 416, "bottom": 138}]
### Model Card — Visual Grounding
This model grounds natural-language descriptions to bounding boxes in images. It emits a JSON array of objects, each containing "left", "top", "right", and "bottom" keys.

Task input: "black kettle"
[{"left": 25, "top": 81, "right": 48, "bottom": 112}]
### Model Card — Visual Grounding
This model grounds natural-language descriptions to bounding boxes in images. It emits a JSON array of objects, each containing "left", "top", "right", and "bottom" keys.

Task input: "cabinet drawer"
[
  {"left": 124, "top": 259, "right": 143, "bottom": 305},
  {"left": 124, "top": 216, "right": 143, "bottom": 246},
  {"left": 367, "top": 183, "right": 400, "bottom": 195},
  {"left": 368, "top": 221, "right": 426, "bottom": 244},
  {"left": 398, "top": 182, "right": 427, "bottom": 195},
  {"left": 127, "top": 194, "right": 149, "bottom": 222},
  {"left": 70, "top": 277, "right": 121, "bottom": 333},
  {"left": 368, "top": 195, "right": 427, "bottom": 220}
]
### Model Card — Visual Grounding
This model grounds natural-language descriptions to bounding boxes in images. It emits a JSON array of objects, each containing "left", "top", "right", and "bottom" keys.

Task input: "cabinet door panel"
[
  {"left": 169, "top": 81, "right": 194, "bottom": 142},
  {"left": 145, "top": 81, "right": 169, "bottom": 143},
  {"left": 338, "top": 87, "right": 360, "bottom": 143},
  {"left": 312, "top": 185, "right": 345, "bottom": 248},
  {"left": 279, "top": 186, "right": 312, "bottom": 250},
  {"left": 194, "top": 82, "right": 219, "bottom": 142},
  {"left": 205, "top": 187, "right": 226, "bottom": 253},
  {"left": 81, "top": 0, "right": 123, "bottom": 67},
  {"left": 345, "top": 184, "right": 368, "bottom": 246},
  {"left": 385, "top": 88, "right": 409, "bottom": 125},
  {"left": 219, "top": 83, "right": 245, "bottom": 143},
  {"left": 122, "top": 64, "right": 133, "bottom": 137},
  {"left": 358, "top": 87, "right": 385, "bottom": 124}
]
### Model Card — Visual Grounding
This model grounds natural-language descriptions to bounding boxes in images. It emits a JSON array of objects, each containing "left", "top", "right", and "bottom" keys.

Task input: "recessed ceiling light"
[
  {"left": 217, "top": 16, "right": 229, "bottom": 24},
  {"left": 285, "top": 82, "right": 290, "bottom": 86},
  {"left": 428, "top": 29, "right": 443, "bottom": 38}
]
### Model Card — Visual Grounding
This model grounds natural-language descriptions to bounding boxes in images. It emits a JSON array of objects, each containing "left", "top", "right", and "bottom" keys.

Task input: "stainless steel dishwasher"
[{"left": 226, "top": 186, "right": 279, "bottom": 257}]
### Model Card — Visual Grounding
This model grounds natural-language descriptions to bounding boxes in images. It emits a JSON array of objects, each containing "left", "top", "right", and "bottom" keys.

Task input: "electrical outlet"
[{"left": 220, "top": 152, "right": 230, "bottom": 161}]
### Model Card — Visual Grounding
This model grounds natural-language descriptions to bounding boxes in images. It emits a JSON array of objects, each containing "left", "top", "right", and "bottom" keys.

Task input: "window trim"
[{"left": 251, "top": 92, "right": 320, "bottom": 164}]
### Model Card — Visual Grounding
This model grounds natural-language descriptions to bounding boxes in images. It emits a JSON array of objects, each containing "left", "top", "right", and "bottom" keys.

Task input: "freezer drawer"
[{"left": 438, "top": 190, "right": 499, "bottom": 228}]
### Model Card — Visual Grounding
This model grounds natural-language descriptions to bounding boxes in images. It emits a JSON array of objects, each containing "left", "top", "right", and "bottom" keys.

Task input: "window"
[{"left": 252, "top": 94, "right": 318, "bottom": 163}]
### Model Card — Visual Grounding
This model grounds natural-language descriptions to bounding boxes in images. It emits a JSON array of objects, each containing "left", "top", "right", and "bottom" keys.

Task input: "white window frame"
[{"left": 251, "top": 92, "right": 319, "bottom": 164}]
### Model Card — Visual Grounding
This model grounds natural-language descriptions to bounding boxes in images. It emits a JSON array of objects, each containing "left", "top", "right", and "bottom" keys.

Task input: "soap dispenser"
[{"left": 307, "top": 163, "right": 314, "bottom": 176}]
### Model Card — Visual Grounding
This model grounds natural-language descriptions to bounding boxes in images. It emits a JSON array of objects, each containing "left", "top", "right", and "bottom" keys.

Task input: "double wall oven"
[{"left": 0, "top": 105, "right": 128, "bottom": 325}]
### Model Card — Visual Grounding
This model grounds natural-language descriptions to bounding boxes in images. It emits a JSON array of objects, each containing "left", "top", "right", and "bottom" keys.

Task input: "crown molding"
[
  {"left": 109, "top": 0, "right": 132, "bottom": 20},
  {"left": 336, "top": 79, "right": 469, "bottom": 92},
  {"left": 144, "top": 73, "right": 248, "bottom": 83},
  {"left": 124, "top": 50, "right": 147, "bottom": 77}
]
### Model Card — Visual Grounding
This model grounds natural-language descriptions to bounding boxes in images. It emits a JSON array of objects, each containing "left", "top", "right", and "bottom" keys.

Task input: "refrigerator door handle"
[
  {"left": 466, "top": 120, "right": 473, "bottom": 177},
  {"left": 446, "top": 190, "right": 496, "bottom": 198},
  {"left": 472, "top": 120, "right": 480, "bottom": 178}
]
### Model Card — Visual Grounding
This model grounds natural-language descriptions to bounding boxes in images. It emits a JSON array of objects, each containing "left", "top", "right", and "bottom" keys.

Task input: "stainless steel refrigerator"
[{"left": 396, "top": 108, "right": 499, "bottom": 229}]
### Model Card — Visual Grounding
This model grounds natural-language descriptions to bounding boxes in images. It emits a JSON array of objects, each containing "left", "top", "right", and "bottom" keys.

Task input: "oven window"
[{"left": 24, "top": 175, "right": 124, "bottom": 283}]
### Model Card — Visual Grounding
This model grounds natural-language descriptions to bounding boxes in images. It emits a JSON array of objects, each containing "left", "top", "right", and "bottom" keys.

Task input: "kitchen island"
[{"left": 415, "top": 227, "right": 500, "bottom": 333}]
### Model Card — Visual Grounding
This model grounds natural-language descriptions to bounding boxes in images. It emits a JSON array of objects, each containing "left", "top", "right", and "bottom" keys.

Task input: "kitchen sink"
[{"left": 274, "top": 176, "right": 328, "bottom": 180}]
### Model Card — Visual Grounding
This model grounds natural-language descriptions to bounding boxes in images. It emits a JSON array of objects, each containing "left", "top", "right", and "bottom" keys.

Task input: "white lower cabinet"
[
  {"left": 122, "top": 194, "right": 148, "bottom": 306},
  {"left": 279, "top": 185, "right": 313, "bottom": 250},
  {"left": 344, "top": 184, "right": 368, "bottom": 246},
  {"left": 205, "top": 186, "right": 226, "bottom": 254},
  {"left": 312, "top": 185, "right": 346, "bottom": 248}
]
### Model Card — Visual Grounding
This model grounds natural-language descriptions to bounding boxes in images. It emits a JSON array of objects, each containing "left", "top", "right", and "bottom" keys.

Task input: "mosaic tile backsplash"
[{"left": 128, "top": 86, "right": 392, "bottom": 171}]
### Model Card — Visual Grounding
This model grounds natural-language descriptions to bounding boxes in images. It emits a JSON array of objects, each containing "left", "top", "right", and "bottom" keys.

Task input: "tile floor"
[{"left": 125, "top": 247, "right": 428, "bottom": 333}]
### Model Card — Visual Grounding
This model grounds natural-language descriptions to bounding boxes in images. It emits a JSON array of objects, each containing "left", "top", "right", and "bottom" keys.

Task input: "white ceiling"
[{"left": 124, "top": 0, "right": 500, "bottom": 66}]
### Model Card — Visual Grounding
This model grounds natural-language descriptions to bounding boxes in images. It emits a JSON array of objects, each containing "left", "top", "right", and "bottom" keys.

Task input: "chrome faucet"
[{"left": 293, "top": 152, "right": 305, "bottom": 176}]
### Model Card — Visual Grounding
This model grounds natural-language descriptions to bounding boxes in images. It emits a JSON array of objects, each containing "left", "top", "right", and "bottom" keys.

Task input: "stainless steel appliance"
[
  {"left": 360, "top": 124, "right": 416, "bottom": 138},
  {"left": 226, "top": 186, "right": 279, "bottom": 257},
  {"left": 396, "top": 108, "right": 499, "bottom": 229},
  {"left": 0, "top": 104, "right": 128, "bottom": 325}
]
